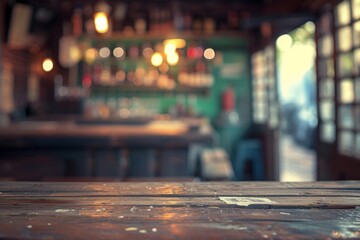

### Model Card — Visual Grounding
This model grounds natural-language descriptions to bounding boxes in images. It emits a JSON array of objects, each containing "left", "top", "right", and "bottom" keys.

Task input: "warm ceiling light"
[
  {"left": 151, "top": 52, "right": 163, "bottom": 67},
  {"left": 204, "top": 48, "right": 215, "bottom": 60},
  {"left": 167, "top": 52, "right": 179, "bottom": 66},
  {"left": 42, "top": 58, "right": 53, "bottom": 72},
  {"left": 94, "top": 12, "right": 109, "bottom": 34},
  {"left": 163, "top": 39, "right": 186, "bottom": 49}
]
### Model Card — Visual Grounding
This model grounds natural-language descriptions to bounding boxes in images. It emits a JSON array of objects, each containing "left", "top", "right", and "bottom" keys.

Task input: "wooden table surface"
[{"left": 0, "top": 181, "right": 360, "bottom": 239}]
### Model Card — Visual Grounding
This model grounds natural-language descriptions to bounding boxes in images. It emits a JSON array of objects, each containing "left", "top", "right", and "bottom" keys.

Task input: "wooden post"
[{"left": 0, "top": 0, "right": 4, "bottom": 75}]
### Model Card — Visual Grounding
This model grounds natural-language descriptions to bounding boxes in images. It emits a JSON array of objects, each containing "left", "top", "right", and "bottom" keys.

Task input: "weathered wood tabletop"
[{"left": 0, "top": 181, "right": 359, "bottom": 239}]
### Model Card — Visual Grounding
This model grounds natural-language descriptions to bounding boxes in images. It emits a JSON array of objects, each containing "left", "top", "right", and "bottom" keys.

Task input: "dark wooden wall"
[{"left": 2, "top": 47, "right": 30, "bottom": 110}]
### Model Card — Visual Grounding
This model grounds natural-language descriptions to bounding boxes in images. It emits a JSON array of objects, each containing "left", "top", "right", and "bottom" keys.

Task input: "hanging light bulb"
[
  {"left": 94, "top": 12, "right": 109, "bottom": 33},
  {"left": 94, "top": 2, "right": 111, "bottom": 34},
  {"left": 42, "top": 58, "right": 54, "bottom": 72}
]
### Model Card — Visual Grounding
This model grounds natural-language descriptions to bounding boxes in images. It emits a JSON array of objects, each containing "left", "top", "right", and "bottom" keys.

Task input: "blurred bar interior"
[{"left": 0, "top": 0, "right": 359, "bottom": 182}]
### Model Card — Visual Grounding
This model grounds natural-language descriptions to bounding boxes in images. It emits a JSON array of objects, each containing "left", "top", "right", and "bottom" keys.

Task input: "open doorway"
[{"left": 277, "top": 22, "right": 317, "bottom": 181}]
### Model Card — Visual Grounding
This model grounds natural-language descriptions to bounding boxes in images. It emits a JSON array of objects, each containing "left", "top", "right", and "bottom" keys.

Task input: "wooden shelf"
[
  {"left": 79, "top": 30, "right": 247, "bottom": 41},
  {"left": 90, "top": 84, "right": 210, "bottom": 95}
]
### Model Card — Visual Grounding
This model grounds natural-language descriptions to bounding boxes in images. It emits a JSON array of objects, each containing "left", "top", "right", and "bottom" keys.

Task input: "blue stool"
[{"left": 234, "top": 140, "right": 264, "bottom": 180}]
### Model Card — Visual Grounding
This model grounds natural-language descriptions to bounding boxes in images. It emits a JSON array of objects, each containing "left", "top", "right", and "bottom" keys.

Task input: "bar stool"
[{"left": 234, "top": 139, "right": 264, "bottom": 180}]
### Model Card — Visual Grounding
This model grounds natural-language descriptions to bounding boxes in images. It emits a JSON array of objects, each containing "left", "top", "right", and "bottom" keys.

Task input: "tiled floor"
[{"left": 279, "top": 134, "right": 316, "bottom": 182}]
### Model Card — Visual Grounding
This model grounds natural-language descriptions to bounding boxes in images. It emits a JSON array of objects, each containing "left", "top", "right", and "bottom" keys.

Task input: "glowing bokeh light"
[
  {"left": 151, "top": 52, "right": 163, "bottom": 67},
  {"left": 113, "top": 47, "right": 125, "bottom": 58},
  {"left": 42, "top": 58, "right": 53, "bottom": 72},
  {"left": 167, "top": 52, "right": 179, "bottom": 66},
  {"left": 143, "top": 47, "right": 153, "bottom": 59},
  {"left": 99, "top": 47, "right": 110, "bottom": 58},
  {"left": 163, "top": 39, "right": 186, "bottom": 49},
  {"left": 94, "top": 12, "right": 109, "bottom": 34},
  {"left": 204, "top": 48, "right": 215, "bottom": 60},
  {"left": 304, "top": 21, "right": 315, "bottom": 33},
  {"left": 276, "top": 34, "right": 293, "bottom": 51},
  {"left": 85, "top": 48, "right": 98, "bottom": 63},
  {"left": 159, "top": 63, "right": 169, "bottom": 73},
  {"left": 164, "top": 43, "right": 176, "bottom": 55}
]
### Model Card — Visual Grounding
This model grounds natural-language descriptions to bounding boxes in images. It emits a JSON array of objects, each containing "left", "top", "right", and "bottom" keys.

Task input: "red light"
[
  {"left": 187, "top": 47, "right": 197, "bottom": 59},
  {"left": 82, "top": 74, "right": 92, "bottom": 88}
]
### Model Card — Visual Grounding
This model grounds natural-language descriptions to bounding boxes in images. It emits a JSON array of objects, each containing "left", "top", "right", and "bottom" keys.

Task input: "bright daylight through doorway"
[{"left": 277, "top": 22, "right": 317, "bottom": 182}]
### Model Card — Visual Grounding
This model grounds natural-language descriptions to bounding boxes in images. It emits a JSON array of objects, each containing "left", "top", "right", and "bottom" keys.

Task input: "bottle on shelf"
[
  {"left": 72, "top": 7, "right": 83, "bottom": 37},
  {"left": 84, "top": 4, "right": 95, "bottom": 35},
  {"left": 113, "top": 3, "right": 127, "bottom": 32},
  {"left": 135, "top": 18, "right": 147, "bottom": 34}
]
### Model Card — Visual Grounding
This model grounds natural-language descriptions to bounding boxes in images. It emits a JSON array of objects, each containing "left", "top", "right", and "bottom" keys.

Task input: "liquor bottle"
[
  {"left": 142, "top": 42, "right": 153, "bottom": 60},
  {"left": 72, "top": 7, "right": 83, "bottom": 36},
  {"left": 172, "top": 2, "right": 183, "bottom": 31},
  {"left": 183, "top": 14, "right": 192, "bottom": 31},
  {"left": 204, "top": 18, "right": 215, "bottom": 34},
  {"left": 135, "top": 18, "right": 147, "bottom": 34},
  {"left": 128, "top": 45, "right": 140, "bottom": 59},
  {"left": 114, "top": 3, "right": 127, "bottom": 32},
  {"left": 84, "top": 4, "right": 95, "bottom": 35},
  {"left": 82, "top": 64, "right": 92, "bottom": 88}
]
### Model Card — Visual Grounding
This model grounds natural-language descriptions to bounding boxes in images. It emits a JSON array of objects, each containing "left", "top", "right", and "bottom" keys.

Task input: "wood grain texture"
[{"left": 0, "top": 182, "right": 360, "bottom": 239}]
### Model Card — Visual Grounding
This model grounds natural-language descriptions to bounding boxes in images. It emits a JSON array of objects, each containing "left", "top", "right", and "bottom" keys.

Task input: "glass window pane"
[
  {"left": 320, "top": 78, "right": 334, "bottom": 98},
  {"left": 257, "top": 76, "right": 267, "bottom": 85},
  {"left": 355, "top": 132, "right": 360, "bottom": 157},
  {"left": 319, "top": 58, "right": 334, "bottom": 78},
  {"left": 353, "top": 0, "right": 360, "bottom": 20},
  {"left": 356, "top": 106, "right": 360, "bottom": 129},
  {"left": 355, "top": 78, "right": 360, "bottom": 101},
  {"left": 269, "top": 105, "right": 278, "bottom": 128},
  {"left": 320, "top": 100, "right": 335, "bottom": 120},
  {"left": 339, "top": 130, "right": 354, "bottom": 155},
  {"left": 337, "top": 53, "right": 353, "bottom": 77},
  {"left": 320, "top": 35, "right": 333, "bottom": 57},
  {"left": 252, "top": 52, "right": 264, "bottom": 78},
  {"left": 321, "top": 122, "right": 336, "bottom": 143},
  {"left": 339, "top": 105, "right": 355, "bottom": 128},
  {"left": 354, "top": 22, "right": 360, "bottom": 47},
  {"left": 254, "top": 103, "right": 267, "bottom": 123},
  {"left": 265, "top": 46, "right": 274, "bottom": 61},
  {"left": 354, "top": 49, "right": 360, "bottom": 74},
  {"left": 336, "top": 1, "right": 351, "bottom": 26},
  {"left": 337, "top": 26, "right": 352, "bottom": 52},
  {"left": 339, "top": 79, "right": 355, "bottom": 103},
  {"left": 255, "top": 90, "right": 266, "bottom": 101}
]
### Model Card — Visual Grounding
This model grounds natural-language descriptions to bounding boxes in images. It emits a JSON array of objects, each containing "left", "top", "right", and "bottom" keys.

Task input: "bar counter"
[
  {"left": 0, "top": 118, "right": 214, "bottom": 179},
  {"left": 0, "top": 181, "right": 359, "bottom": 239},
  {"left": 0, "top": 118, "right": 214, "bottom": 148}
]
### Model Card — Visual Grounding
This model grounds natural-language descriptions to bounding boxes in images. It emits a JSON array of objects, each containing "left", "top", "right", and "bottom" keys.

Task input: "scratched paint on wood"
[{"left": 219, "top": 197, "right": 277, "bottom": 206}]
